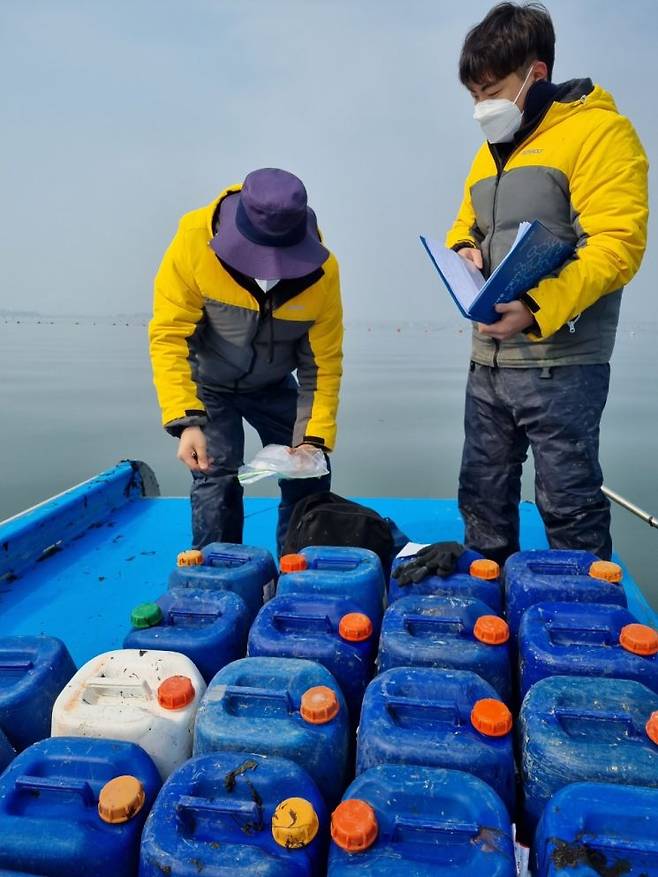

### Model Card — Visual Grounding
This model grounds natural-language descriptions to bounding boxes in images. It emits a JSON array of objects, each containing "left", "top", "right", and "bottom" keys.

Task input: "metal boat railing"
[{"left": 603, "top": 486, "right": 658, "bottom": 530}]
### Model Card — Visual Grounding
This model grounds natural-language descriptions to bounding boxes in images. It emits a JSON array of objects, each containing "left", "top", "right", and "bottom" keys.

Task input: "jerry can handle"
[
  {"left": 526, "top": 560, "right": 582, "bottom": 576},
  {"left": 392, "top": 815, "right": 480, "bottom": 842},
  {"left": 272, "top": 611, "right": 333, "bottom": 632},
  {"left": 167, "top": 606, "right": 221, "bottom": 623},
  {"left": 402, "top": 613, "right": 465, "bottom": 634},
  {"left": 15, "top": 774, "right": 95, "bottom": 805},
  {"left": 546, "top": 621, "right": 613, "bottom": 644},
  {"left": 0, "top": 659, "right": 34, "bottom": 671},
  {"left": 384, "top": 695, "right": 461, "bottom": 725},
  {"left": 84, "top": 677, "right": 153, "bottom": 700},
  {"left": 311, "top": 556, "right": 361, "bottom": 572},
  {"left": 576, "top": 833, "right": 658, "bottom": 856},
  {"left": 220, "top": 685, "right": 293, "bottom": 712},
  {"left": 554, "top": 706, "right": 638, "bottom": 734},
  {"left": 176, "top": 795, "right": 261, "bottom": 829},
  {"left": 204, "top": 552, "right": 249, "bottom": 569}
]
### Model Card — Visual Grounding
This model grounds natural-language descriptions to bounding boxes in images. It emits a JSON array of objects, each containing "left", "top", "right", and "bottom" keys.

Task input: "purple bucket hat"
[{"left": 210, "top": 168, "right": 330, "bottom": 280}]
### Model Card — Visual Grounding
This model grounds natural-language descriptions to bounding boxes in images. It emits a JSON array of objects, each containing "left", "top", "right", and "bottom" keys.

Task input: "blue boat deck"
[{"left": 0, "top": 461, "right": 655, "bottom": 666}]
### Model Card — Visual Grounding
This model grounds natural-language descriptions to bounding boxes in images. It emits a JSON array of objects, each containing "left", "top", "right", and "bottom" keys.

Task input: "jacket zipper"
[
  {"left": 238, "top": 294, "right": 276, "bottom": 384},
  {"left": 488, "top": 147, "right": 504, "bottom": 369},
  {"left": 487, "top": 131, "right": 541, "bottom": 368}
]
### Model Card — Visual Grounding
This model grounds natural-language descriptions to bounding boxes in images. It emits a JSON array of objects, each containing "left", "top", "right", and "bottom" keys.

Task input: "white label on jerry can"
[
  {"left": 513, "top": 824, "right": 530, "bottom": 877},
  {"left": 262, "top": 579, "right": 276, "bottom": 603}
]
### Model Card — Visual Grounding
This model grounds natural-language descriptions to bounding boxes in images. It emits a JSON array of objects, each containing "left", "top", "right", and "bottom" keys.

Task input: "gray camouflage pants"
[
  {"left": 191, "top": 376, "right": 331, "bottom": 555},
  {"left": 459, "top": 362, "right": 612, "bottom": 565}
]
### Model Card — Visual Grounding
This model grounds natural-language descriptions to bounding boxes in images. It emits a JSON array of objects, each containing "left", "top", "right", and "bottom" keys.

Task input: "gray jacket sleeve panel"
[{"left": 293, "top": 331, "right": 318, "bottom": 447}]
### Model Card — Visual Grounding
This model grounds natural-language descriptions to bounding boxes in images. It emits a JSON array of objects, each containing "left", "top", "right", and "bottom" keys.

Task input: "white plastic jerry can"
[{"left": 51, "top": 649, "right": 206, "bottom": 779}]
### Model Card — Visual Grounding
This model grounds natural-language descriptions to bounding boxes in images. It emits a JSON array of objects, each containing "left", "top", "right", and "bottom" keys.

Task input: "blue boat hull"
[{"left": 0, "top": 460, "right": 655, "bottom": 666}]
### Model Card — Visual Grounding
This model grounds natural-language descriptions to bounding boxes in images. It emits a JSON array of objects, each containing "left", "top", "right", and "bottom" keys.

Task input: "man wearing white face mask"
[
  {"left": 149, "top": 168, "right": 343, "bottom": 554},
  {"left": 445, "top": 2, "right": 648, "bottom": 563}
]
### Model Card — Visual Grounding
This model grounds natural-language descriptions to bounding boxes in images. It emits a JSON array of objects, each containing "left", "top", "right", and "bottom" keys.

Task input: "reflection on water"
[{"left": 0, "top": 318, "right": 656, "bottom": 605}]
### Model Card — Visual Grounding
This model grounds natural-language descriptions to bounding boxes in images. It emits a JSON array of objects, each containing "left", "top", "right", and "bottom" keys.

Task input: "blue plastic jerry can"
[
  {"left": 194, "top": 656, "right": 350, "bottom": 808},
  {"left": 277, "top": 547, "right": 386, "bottom": 631},
  {"left": 248, "top": 593, "right": 377, "bottom": 723},
  {"left": 519, "top": 602, "right": 658, "bottom": 701},
  {"left": 124, "top": 587, "right": 250, "bottom": 683},
  {"left": 328, "top": 764, "right": 516, "bottom": 876},
  {"left": 378, "top": 594, "right": 512, "bottom": 703},
  {"left": 169, "top": 543, "right": 277, "bottom": 620},
  {"left": 520, "top": 675, "right": 658, "bottom": 840},
  {"left": 356, "top": 666, "right": 516, "bottom": 813},
  {"left": 140, "top": 752, "right": 327, "bottom": 877},
  {"left": 389, "top": 550, "right": 503, "bottom": 612},
  {"left": 504, "top": 550, "right": 627, "bottom": 636},
  {"left": 0, "top": 736, "right": 161, "bottom": 877},
  {"left": 533, "top": 781, "right": 658, "bottom": 876},
  {"left": 0, "top": 635, "right": 76, "bottom": 751}
]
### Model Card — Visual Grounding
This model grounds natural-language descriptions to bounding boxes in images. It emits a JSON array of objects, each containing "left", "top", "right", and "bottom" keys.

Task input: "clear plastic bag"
[{"left": 238, "top": 444, "right": 329, "bottom": 485}]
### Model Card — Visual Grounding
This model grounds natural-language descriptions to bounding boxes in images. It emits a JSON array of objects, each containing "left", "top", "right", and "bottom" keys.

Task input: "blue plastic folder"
[{"left": 420, "top": 220, "right": 573, "bottom": 324}]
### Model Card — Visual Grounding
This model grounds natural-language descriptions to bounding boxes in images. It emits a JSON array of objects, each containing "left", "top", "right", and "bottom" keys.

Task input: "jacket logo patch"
[{"left": 521, "top": 148, "right": 543, "bottom": 154}]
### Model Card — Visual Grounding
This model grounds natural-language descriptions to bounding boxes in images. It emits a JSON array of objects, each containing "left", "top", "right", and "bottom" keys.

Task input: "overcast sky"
[{"left": 1, "top": 0, "right": 655, "bottom": 321}]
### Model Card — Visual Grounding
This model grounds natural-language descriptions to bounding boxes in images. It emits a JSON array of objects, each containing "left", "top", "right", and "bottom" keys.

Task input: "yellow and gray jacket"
[
  {"left": 149, "top": 185, "right": 343, "bottom": 449},
  {"left": 446, "top": 79, "right": 648, "bottom": 366}
]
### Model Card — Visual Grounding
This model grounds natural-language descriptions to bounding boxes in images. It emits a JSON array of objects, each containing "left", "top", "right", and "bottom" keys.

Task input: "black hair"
[{"left": 459, "top": 2, "right": 555, "bottom": 86}]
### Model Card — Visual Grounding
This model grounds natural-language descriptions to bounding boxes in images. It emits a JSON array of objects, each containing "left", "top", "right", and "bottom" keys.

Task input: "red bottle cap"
[
  {"left": 300, "top": 686, "right": 340, "bottom": 724},
  {"left": 339, "top": 613, "right": 373, "bottom": 642},
  {"left": 280, "top": 554, "right": 308, "bottom": 573},
  {"left": 471, "top": 698, "right": 513, "bottom": 737},
  {"left": 470, "top": 559, "right": 501, "bottom": 581},
  {"left": 589, "top": 560, "right": 623, "bottom": 583},
  {"left": 157, "top": 675, "right": 195, "bottom": 710},
  {"left": 474, "top": 615, "right": 510, "bottom": 645},
  {"left": 331, "top": 799, "right": 378, "bottom": 852},
  {"left": 619, "top": 624, "right": 658, "bottom": 656}
]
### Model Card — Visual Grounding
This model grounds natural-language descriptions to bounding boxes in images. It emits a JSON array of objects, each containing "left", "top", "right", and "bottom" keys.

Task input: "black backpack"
[{"left": 283, "top": 491, "right": 402, "bottom": 570}]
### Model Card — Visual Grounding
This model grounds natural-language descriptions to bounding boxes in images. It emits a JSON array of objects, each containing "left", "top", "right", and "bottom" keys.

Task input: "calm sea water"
[{"left": 1, "top": 318, "right": 656, "bottom": 606}]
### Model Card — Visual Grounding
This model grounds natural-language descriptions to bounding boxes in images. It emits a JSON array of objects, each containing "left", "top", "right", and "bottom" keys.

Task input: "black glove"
[{"left": 392, "top": 541, "right": 465, "bottom": 586}]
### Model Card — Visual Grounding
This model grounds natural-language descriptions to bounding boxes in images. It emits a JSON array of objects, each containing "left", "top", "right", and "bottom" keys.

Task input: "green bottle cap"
[{"left": 130, "top": 602, "right": 163, "bottom": 629}]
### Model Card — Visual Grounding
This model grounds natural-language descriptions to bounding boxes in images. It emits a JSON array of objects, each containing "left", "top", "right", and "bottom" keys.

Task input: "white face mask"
[
  {"left": 473, "top": 66, "right": 535, "bottom": 144},
  {"left": 254, "top": 278, "right": 280, "bottom": 293}
]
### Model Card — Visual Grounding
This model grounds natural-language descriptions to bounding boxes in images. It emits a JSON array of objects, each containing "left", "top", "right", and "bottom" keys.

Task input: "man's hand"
[
  {"left": 478, "top": 301, "right": 535, "bottom": 341},
  {"left": 177, "top": 426, "right": 213, "bottom": 473},
  {"left": 288, "top": 443, "right": 324, "bottom": 456},
  {"left": 457, "top": 246, "right": 483, "bottom": 270}
]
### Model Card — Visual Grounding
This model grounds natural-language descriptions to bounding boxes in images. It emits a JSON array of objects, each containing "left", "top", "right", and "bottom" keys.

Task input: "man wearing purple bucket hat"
[{"left": 149, "top": 168, "right": 343, "bottom": 553}]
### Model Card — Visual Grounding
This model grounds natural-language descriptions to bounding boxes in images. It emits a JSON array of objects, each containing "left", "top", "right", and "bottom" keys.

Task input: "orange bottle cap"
[
  {"left": 589, "top": 560, "right": 623, "bottom": 583},
  {"left": 98, "top": 775, "right": 145, "bottom": 824},
  {"left": 331, "top": 799, "right": 378, "bottom": 852},
  {"left": 470, "top": 559, "right": 501, "bottom": 581},
  {"left": 619, "top": 623, "right": 658, "bottom": 656},
  {"left": 474, "top": 615, "right": 510, "bottom": 645},
  {"left": 177, "top": 549, "right": 204, "bottom": 567},
  {"left": 471, "top": 698, "right": 513, "bottom": 737},
  {"left": 158, "top": 675, "right": 196, "bottom": 710},
  {"left": 646, "top": 711, "right": 658, "bottom": 745},
  {"left": 272, "top": 797, "right": 319, "bottom": 848},
  {"left": 339, "top": 613, "right": 373, "bottom": 642},
  {"left": 300, "top": 685, "right": 340, "bottom": 724},
  {"left": 280, "top": 554, "right": 308, "bottom": 573}
]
